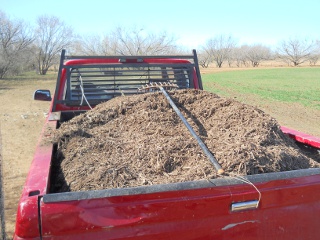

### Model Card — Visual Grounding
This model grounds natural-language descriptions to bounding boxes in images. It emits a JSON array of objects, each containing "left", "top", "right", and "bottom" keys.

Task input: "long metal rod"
[
  {"left": 159, "top": 87, "right": 224, "bottom": 174},
  {"left": 65, "top": 53, "right": 195, "bottom": 60}
]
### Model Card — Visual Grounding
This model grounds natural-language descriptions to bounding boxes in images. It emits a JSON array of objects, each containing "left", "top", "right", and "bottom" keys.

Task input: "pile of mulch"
[{"left": 50, "top": 89, "right": 320, "bottom": 192}]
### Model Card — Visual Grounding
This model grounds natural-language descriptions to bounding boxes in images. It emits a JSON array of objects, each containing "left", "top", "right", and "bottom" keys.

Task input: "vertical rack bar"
[
  {"left": 193, "top": 49, "right": 203, "bottom": 90},
  {"left": 52, "top": 49, "right": 66, "bottom": 112},
  {"left": 66, "top": 67, "right": 71, "bottom": 102}
]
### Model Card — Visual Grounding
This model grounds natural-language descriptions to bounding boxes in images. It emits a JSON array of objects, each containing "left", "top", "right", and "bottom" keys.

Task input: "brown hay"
[{"left": 50, "top": 89, "right": 320, "bottom": 192}]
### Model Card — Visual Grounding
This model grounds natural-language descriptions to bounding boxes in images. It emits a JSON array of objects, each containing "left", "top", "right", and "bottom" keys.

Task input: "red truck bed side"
[
  {"left": 38, "top": 170, "right": 320, "bottom": 240},
  {"left": 281, "top": 126, "right": 320, "bottom": 149}
]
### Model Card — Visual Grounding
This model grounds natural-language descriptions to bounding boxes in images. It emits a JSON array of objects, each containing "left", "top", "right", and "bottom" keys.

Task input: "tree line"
[
  {"left": 1, "top": 11, "right": 319, "bottom": 78},
  {"left": 199, "top": 35, "right": 320, "bottom": 68}
]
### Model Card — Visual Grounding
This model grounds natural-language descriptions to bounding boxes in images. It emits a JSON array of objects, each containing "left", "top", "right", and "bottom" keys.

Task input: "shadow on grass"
[
  {"left": 0, "top": 87, "right": 13, "bottom": 90},
  {"left": 2, "top": 71, "right": 57, "bottom": 82}
]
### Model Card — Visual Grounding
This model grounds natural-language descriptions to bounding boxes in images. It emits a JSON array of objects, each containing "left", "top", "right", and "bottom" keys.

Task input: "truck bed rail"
[
  {"left": 43, "top": 168, "right": 320, "bottom": 203},
  {"left": 281, "top": 126, "right": 320, "bottom": 149}
]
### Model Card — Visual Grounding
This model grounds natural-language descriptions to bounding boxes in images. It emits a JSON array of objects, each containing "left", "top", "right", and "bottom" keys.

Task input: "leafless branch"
[
  {"left": 34, "top": 15, "right": 74, "bottom": 75},
  {"left": 277, "top": 38, "right": 317, "bottom": 66},
  {"left": 75, "top": 26, "right": 180, "bottom": 56},
  {"left": 0, "top": 11, "right": 34, "bottom": 78},
  {"left": 201, "top": 35, "right": 237, "bottom": 68}
]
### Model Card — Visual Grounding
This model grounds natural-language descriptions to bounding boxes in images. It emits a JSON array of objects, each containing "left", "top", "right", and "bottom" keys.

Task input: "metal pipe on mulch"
[{"left": 159, "top": 86, "right": 224, "bottom": 175}]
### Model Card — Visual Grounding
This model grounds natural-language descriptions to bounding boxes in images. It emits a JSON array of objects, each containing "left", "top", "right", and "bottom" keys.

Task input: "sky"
[{"left": 1, "top": 0, "right": 320, "bottom": 49}]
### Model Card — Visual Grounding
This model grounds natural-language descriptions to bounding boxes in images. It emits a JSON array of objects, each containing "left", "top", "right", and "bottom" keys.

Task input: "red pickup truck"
[{"left": 14, "top": 50, "right": 320, "bottom": 239}]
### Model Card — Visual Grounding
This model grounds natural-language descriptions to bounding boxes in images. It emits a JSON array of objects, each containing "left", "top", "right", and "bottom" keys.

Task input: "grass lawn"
[
  {"left": 0, "top": 71, "right": 57, "bottom": 95},
  {"left": 202, "top": 67, "right": 320, "bottom": 110},
  {"left": 1, "top": 70, "right": 56, "bottom": 82}
]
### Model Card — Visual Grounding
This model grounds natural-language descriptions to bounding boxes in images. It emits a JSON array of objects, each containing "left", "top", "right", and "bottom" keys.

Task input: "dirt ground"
[
  {"left": 0, "top": 79, "right": 56, "bottom": 238},
  {"left": 0, "top": 68, "right": 320, "bottom": 237}
]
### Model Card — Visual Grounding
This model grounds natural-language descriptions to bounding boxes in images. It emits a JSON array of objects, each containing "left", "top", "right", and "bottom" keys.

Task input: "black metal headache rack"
[{"left": 53, "top": 49, "right": 203, "bottom": 109}]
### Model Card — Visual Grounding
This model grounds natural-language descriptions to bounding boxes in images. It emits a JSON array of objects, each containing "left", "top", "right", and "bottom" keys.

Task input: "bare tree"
[
  {"left": 308, "top": 54, "right": 319, "bottom": 66},
  {"left": 76, "top": 26, "right": 179, "bottom": 56},
  {"left": 277, "top": 38, "right": 317, "bottom": 66},
  {"left": 74, "top": 34, "right": 119, "bottom": 56},
  {"left": 0, "top": 11, "right": 34, "bottom": 78},
  {"left": 112, "top": 26, "right": 179, "bottom": 55},
  {"left": 73, "top": 34, "right": 110, "bottom": 55},
  {"left": 308, "top": 41, "right": 320, "bottom": 65},
  {"left": 34, "top": 15, "right": 74, "bottom": 75},
  {"left": 245, "top": 44, "right": 271, "bottom": 67},
  {"left": 202, "top": 35, "right": 237, "bottom": 68},
  {"left": 198, "top": 48, "right": 212, "bottom": 68},
  {"left": 226, "top": 47, "right": 234, "bottom": 67},
  {"left": 231, "top": 45, "right": 249, "bottom": 67}
]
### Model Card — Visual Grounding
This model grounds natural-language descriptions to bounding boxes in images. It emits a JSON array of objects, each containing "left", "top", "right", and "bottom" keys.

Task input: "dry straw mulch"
[{"left": 50, "top": 89, "right": 320, "bottom": 192}]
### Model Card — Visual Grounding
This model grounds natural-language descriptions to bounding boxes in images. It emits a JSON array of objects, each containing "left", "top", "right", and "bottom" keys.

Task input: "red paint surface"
[
  {"left": 38, "top": 174, "right": 320, "bottom": 239},
  {"left": 14, "top": 120, "right": 56, "bottom": 239},
  {"left": 281, "top": 126, "right": 320, "bottom": 149}
]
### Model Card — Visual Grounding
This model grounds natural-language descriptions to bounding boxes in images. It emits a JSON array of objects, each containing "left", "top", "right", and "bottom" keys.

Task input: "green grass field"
[{"left": 202, "top": 67, "right": 320, "bottom": 110}]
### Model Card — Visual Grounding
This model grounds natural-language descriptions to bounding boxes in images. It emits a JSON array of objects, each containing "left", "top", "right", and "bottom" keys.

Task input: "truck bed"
[{"left": 14, "top": 116, "right": 320, "bottom": 239}]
